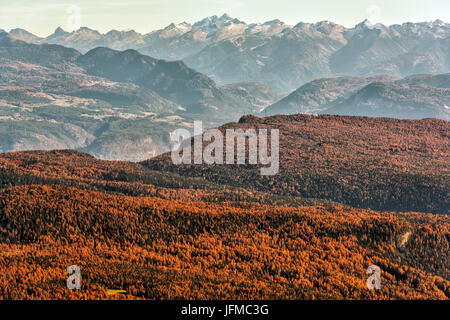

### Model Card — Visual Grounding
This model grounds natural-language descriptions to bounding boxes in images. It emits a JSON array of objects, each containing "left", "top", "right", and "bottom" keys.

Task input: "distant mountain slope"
[
  {"left": 330, "top": 20, "right": 450, "bottom": 75},
  {"left": 182, "top": 20, "right": 347, "bottom": 92},
  {"left": 326, "top": 81, "right": 450, "bottom": 120},
  {"left": 0, "top": 32, "right": 268, "bottom": 160},
  {"left": 144, "top": 114, "right": 450, "bottom": 214},
  {"left": 10, "top": 16, "right": 450, "bottom": 93},
  {"left": 220, "top": 81, "right": 282, "bottom": 111},
  {"left": 260, "top": 75, "right": 400, "bottom": 115},
  {"left": 1, "top": 31, "right": 260, "bottom": 119},
  {"left": 139, "top": 14, "right": 249, "bottom": 60},
  {"left": 77, "top": 47, "right": 256, "bottom": 118},
  {"left": 9, "top": 28, "right": 43, "bottom": 42},
  {"left": 0, "top": 31, "right": 81, "bottom": 71},
  {"left": 0, "top": 37, "right": 187, "bottom": 161},
  {"left": 399, "top": 73, "right": 450, "bottom": 88},
  {"left": 261, "top": 74, "right": 450, "bottom": 120}
]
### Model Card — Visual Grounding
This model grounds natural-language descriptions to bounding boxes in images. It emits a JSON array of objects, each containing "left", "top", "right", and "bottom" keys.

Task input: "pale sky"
[{"left": 1, "top": 0, "right": 449, "bottom": 36}]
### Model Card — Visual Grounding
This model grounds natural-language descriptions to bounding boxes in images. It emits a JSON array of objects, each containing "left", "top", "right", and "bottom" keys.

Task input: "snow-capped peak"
[
  {"left": 433, "top": 19, "right": 445, "bottom": 27},
  {"left": 355, "top": 19, "right": 374, "bottom": 29},
  {"left": 193, "top": 13, "right": 242, "bottom": 29},
  {"left": 160, "top": 22, "right": 192, "bottom": 38}
]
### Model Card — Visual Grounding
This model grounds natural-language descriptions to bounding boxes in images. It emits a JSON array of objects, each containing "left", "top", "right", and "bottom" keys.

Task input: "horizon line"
[{"left": 3, "top": 14, "right": 448, "bottom": 38}]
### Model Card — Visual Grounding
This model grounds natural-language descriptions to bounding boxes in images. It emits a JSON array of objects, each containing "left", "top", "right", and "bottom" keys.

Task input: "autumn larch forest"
[{"left": 0, "top": 114, "right": 448, "bottom": 300}]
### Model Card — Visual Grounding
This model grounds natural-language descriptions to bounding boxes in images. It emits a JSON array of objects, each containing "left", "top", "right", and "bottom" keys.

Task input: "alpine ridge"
[{"left": 10, "top": 15, "right": 450, "bottom": 92}]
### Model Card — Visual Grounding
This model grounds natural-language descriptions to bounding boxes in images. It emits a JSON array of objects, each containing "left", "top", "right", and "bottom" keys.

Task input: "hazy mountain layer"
[
  {"left": 0, "top": 32, "right": 278, "bottom": 160},
  {"left": 11, "top": 16, "right": 450, "bottom": 92},
  {"left": 262, "top": 74, "right": 450, "bottom": 120}
]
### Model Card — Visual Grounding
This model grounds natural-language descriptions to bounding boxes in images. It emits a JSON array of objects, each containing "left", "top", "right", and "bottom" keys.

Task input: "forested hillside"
[
  {"left": 0, "top": 113, "right": 448, "bottom": 300},
  {"left": 144, "top": 114, "right": 450, "bottom": 214},
  {"left": 0, "top": 185, "right": 448, "bottom": 299}
]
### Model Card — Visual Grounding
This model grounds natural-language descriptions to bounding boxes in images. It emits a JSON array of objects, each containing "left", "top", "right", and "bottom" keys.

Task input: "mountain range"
[
  {"left": 261, "top": 74, "right": 450, "bottom": 120},
  {"left": 0, "top": 31, "right": 278, "bottom": 160},
  {"left": 1, "top": 16, "right": 449, "bottom": 161},
  {"left": 9, "top": 15, "right": 450, "bottom": 92}
]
